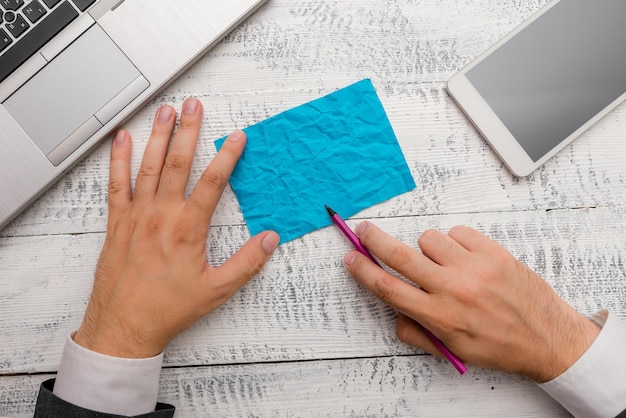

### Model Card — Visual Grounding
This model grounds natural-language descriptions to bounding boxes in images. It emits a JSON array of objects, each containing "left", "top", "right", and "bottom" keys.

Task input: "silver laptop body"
[{"left": 0, "top": 0, "right": 266, "bottom": 230}]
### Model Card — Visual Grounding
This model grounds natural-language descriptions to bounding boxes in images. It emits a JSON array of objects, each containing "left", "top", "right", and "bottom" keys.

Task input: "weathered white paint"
[
  {"left": 1, "top": 0, "right": 624, "bottom": 415},
  {"left": 1, "top": 357, "right": 571, "bottom": 417}
]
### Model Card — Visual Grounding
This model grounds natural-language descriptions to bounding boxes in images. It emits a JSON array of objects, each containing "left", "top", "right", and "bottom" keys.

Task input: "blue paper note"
[{"left": 215, "top": 79, "right": 416, "bottom": 244}]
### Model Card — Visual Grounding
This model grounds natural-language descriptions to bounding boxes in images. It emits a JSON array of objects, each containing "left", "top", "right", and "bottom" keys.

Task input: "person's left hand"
[{"left": 74, "top": 98, "right": 280, "bottom": 358}]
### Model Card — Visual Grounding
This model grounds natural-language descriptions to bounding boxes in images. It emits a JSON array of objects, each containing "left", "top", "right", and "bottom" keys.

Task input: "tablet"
[{"left": 447, "top": 0, "right": 626, "bottom": 177}]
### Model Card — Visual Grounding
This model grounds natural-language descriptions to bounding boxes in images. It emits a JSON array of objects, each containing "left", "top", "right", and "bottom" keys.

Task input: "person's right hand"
[{"left": 343, "top": 222, "right": 600, "bottom": 382}]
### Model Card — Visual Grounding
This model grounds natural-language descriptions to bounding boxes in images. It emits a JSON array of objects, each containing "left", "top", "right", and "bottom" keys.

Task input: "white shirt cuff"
[
  {"left": 539, "top": 310, "right": 626, "bottom": 418},
  {"left": 53, "top": 332, "right": 164, "bottom": 416}
]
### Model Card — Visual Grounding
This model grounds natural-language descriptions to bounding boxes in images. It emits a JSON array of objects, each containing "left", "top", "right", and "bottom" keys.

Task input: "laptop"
[{"left": 0, "top": 0, "right": 266, "bottom": 230}]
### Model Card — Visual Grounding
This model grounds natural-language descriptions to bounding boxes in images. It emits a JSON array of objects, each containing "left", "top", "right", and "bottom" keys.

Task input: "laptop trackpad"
[{"left": 4, "top": 25, "right": 144, "bottom": 164}]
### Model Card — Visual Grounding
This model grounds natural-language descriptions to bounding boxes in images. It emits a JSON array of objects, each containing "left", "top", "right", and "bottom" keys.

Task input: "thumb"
[
  {"left": 214, "top": 230, "right": 280, "bottom": 291},
  {"left": 396, "top": 313, "right": 445, "bottom": 358}
]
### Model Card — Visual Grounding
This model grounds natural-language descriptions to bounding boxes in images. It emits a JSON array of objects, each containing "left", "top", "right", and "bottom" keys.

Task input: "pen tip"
[{"left": 325, "top": 205, "right": 337, "bottom": 217}]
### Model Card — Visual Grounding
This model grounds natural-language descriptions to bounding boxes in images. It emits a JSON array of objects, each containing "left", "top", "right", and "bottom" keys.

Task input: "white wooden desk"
[{"left": 2, "top": 0, "right": 626, "bottom": 416}]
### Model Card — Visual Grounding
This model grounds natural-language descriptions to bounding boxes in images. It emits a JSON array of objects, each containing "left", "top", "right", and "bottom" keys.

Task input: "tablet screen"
[{"left": 466, "top": 0, "right": 626, "bottom": 162}]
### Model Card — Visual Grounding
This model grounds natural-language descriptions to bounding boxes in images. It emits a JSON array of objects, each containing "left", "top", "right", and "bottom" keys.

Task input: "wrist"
[
  {"left": 74, "top": 322, "right": 162, "bottom": 359},
  {"left": 533, "top": 310, "right": 601, "bottom": 383}
]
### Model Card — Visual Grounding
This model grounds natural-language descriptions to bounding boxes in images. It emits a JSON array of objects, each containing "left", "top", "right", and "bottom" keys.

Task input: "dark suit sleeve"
[
  {"left": 34, "top": 379, "right": 175, "bottom": 418},
  {"left": 616, "top": 409, "right": 626, "bottom": 418}
]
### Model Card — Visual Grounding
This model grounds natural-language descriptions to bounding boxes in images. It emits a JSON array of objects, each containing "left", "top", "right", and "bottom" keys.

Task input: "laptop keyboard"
[{"left": 0, "top": 0, "right": 97, "bottom": 83}]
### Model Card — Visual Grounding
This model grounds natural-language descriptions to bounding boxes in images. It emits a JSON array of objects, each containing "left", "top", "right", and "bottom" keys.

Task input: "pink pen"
[{"left": 325, "top": 205, "right": 468, "bottom": 375}]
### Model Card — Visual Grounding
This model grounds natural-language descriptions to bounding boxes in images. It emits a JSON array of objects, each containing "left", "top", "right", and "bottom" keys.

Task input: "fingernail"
[
  {"left": 183, "top": 98, "right": 199, "bottom": 115},
  {"left": 344, "top": 252, "right": 357, "bottom": 266},
  {"left": 262, "top": 232, "right": 280, "bottom": 255},
  {"left": 228, "top": 130, "right": 245, "bottom": 142},
  {"left": 114, "top": 130, "right": 127, "bottom": 145},
  {"left": 355, "top": 221, "right": 368, "bottom": 235},
  {"left": 157, "top": 105, "right": 174, "bottom": 123}
]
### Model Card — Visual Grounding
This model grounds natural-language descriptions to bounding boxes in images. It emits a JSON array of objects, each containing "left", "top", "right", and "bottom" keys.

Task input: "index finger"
[
  {"left": 355, "top": 221, "right": 443, "bottom": 292},
  {"left": 343, "top": 250, "right": 434, "bottom": 320},
  {"left": 187, "top": 130, "right": 247, "bottom": 222}
]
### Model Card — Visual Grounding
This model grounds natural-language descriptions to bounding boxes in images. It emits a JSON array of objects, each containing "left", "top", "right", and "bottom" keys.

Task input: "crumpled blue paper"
[{"left": 215, "top": 79, "right": 416, "bottom": 244}]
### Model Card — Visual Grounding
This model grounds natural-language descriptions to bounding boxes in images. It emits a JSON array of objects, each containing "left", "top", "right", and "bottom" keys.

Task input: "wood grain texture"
[
  {"left": 0, "top": 356, "right": 570, "bottom": 417},
  {"left": 1, "top": 0, "right": 624, "bottom": 416},
  {"left": 2, "top": 208, "right": 625, "bottom": 373},
  {"left": 3, "top": 0, "right": 626, "bottom": 237}
]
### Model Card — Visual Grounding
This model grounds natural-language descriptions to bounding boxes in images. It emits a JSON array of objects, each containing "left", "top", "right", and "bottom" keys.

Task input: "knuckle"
[
  {"left": 373, "top": 274, "right": 398, "bottom": 304},
  {"left": 199, "top": 168, "right": 226, "bottom": 190},
  {"left": 142, "top": 212, "right": 165, "bottom": 236},
  {"left": 108, "top": 179, "right": 127, "bottom": 196},
  {"left": 164, "top": 154, "right": 189, "bottom": 171},
  {"left": 138, "top": 163, "right": 161, "bottom": 178},
  {"left": 498, "top": 249, "right": 518, "bottom": 269},
  {"left": 241, "top": 251, "right": 266, "bottom": 278},
  {"left": 386, "top": 244, "right": 414, "bottom": 271},
  {"left": 451, "top": 281, "right": 479, "bottom": 306},
  {"left": 147, "top": 217, "right": 161, "bottom": 232},
  {"left": 434, "top": 312, "right": 463, "bottom": 337},
  {"left": 170, "top": 221, "right": 192, "bottom": 244},
  {"left": 473, "top": 253, "right": 510, "bottom": 284},
  {"left": 178, "top": 119, "right": 198, "bottom": 131}
]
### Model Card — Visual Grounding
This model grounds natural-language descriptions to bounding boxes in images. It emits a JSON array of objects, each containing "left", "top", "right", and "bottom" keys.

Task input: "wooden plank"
[
  {"left": 2, "top": 206, "right": 625, "bottom": 374},
  {"left": 1, "top": 1, "right": 623, "bottom": 416},
  {"left": 3, "top": 89, "right": 626, "bottom": 238},
  {"left": 0, "top": 356, "right": 570, "bottom": 417},
  {"left": 5, "top": 0, "right": 626, "bottom": 237}
]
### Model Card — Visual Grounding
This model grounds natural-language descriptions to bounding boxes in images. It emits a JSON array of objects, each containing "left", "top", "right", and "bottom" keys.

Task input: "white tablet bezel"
[{"left": 447, "top": 0, "right": 626, "bottom": 177}]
